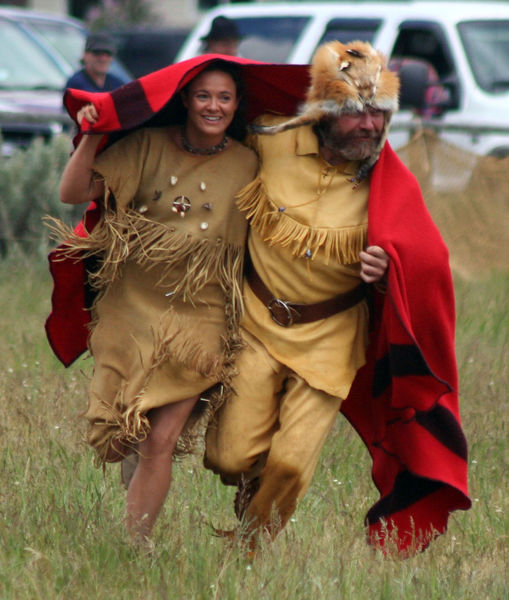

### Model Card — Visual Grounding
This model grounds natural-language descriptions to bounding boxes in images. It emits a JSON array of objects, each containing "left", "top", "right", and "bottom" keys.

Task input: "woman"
[{"left": 52, "top": 61, "right": 257, "bottom": 543}]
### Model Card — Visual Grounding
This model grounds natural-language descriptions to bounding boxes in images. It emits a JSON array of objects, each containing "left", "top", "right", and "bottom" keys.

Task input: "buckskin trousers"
[{"left": 205, "top": 328, "right": 343, "bottom": 535}]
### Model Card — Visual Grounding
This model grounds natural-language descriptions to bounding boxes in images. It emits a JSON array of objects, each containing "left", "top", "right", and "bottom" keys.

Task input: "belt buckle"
[{"left": 267, "top": 298, "right": 296, "bottom": 327}]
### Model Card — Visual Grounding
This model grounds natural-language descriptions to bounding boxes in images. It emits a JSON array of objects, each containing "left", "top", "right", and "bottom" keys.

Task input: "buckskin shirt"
[{"left": 240, "top": 116, "right": 370, "bottom": 399}]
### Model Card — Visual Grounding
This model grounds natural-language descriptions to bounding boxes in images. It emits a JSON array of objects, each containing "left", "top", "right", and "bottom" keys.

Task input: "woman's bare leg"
[{"left": 126, "top": 396, "right": 198, "bottom": 542}]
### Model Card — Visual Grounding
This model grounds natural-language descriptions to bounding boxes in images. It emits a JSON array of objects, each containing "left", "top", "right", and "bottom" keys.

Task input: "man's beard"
[
  {"left": 316, "top": 123, "right": 382, "bottom": 162},
  {"left": 335, "top": 136, "right": 380, "bottom": 161}
]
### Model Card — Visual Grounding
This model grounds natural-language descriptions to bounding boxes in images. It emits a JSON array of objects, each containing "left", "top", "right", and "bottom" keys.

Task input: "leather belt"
[{"left": 246, "top": 261, "right": 367, "bottom": 327}]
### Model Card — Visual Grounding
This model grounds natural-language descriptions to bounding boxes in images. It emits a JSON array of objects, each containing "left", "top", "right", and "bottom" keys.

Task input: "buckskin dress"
[{"left": 50, "top": 126, "right": 257, "bottom": 462}]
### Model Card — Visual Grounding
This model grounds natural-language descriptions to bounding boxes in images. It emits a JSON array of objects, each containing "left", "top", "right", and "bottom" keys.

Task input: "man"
[
  {"left": 201, "top": 16, "right": 241, "bottom": 56},
  {"left": 65, "top": 33, "right": 128, "bottom": 92},
  {"left": 205, "top": 40, "right": 470, "bottom": 555}
]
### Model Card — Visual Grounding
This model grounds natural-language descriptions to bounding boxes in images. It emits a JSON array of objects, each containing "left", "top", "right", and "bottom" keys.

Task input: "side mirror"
[
  {"left": 397, "top": 61, "right": 429, "bottom": 111},
  {"left": 438, "top": 75, "right": 460, "bottom": 110}
]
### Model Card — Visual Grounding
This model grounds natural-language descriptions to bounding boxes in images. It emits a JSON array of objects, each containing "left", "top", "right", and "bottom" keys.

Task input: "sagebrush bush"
[{"left": 0, "top": 134, "right": 78, "bottom": 258}]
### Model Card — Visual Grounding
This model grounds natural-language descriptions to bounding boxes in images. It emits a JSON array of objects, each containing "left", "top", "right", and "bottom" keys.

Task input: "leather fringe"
[
  {"left": 173, "top": 288, "right": 246, "bottom": 458},
  {"left": 45, "top": 208, "right": 246, "bottom": 463},
  {"left": 87, "top": 384, "right": 151, "bottom": 465},
  {"left": 45, "top": 210, "right": 245, "bottom": 308},
  {"left": 236, "top": 176, "right": 367, "bottom": 264},
  {"left": 86, "top": 299, "right": 244, "bottom": 463}
]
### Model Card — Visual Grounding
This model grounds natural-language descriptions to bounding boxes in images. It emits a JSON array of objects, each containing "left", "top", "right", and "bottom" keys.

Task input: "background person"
[
  {"left": 65, "top": 32, "right": 128, "bottom": 92},
  {"left": 201, "top": 16, "right": 242, "bottom": 56}
]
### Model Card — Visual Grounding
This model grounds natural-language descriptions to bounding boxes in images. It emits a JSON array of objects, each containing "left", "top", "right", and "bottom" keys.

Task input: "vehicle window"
[
  {"left": 202, "top": 17, "right": 310, "bottom": 62},
  {"left": 390, "top": 25, "right": 457, "bottom": 114},
  {"left": 318, "top": 18, "right": 382, "bottom": 46},
  {"left": 391, "top": 26, "right": 453, "bottom": 78},
  {"left": 113, "top": 29, "right": 189, "bottom": 76},
  {"left": 0, "top": 19, "right": 65, "bottom": 90},
  {"left": 22, "top": 19, "right": 86, "bottom": 70},
  {"left": 458, "top": 20, "right": 509, "bottom": 93}
]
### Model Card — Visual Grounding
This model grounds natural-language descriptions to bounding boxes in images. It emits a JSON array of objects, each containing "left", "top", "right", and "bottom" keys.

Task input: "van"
[{"left": 177, "top": 1, "right": 509, "bottom": 159}]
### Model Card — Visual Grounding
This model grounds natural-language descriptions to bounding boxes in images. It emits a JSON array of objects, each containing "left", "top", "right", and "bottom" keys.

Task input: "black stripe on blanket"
[
  {"left": 365, "top": 470, "right": 442, "bottom": 525},
  {"left": 373, "top": 344, "right": 432, "bottom": 397},
  {"left": 415, "top": 404, "right": 468, "bottom": 459},
  {"left": 112, "top": 80, "right": 154, "bottom": 130}
]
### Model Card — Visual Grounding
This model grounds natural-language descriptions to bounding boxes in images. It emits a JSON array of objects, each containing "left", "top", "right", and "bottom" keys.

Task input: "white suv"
[{"left": 177, "top": 1, "right": 509, "bottom": 158}]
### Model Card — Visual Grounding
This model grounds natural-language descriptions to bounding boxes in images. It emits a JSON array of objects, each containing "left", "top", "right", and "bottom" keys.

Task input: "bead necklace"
[{"left": 181, "top": 127, "right": 229, "bottom": 155}]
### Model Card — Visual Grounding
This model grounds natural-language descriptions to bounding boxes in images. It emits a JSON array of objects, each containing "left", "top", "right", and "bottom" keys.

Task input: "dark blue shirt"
[{"left": 65, "top": 69, "right": 127, "bottom": 93}]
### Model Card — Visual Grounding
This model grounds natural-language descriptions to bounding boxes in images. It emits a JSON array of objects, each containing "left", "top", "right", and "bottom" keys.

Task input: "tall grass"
[{"left": 1, "top": 255, "right": 507, "bottom": 600}]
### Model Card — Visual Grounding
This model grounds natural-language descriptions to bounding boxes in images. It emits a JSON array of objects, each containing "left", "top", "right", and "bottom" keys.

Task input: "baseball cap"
[{"left": 85, "top": 33, "right": 116, "bottom": 54}]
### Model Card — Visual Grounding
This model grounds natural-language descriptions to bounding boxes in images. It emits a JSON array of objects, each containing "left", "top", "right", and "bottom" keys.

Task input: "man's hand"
[{"left": 360, "top": 245, "right": 389, "bottom": 283}]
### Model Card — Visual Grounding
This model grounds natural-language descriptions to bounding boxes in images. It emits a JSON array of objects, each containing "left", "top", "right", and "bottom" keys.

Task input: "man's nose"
[{"left": 359, "top": 112, "right": 377, "bottom": 129}]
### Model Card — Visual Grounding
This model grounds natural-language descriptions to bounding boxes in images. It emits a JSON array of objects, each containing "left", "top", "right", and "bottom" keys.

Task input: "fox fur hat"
[{"left": 252, "top": 40, "right": 400, "bottom": 178}]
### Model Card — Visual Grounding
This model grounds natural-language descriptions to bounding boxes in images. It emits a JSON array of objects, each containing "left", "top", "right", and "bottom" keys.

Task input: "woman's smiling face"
[{"left": 182, "top": 70, "right": 239, "bottom": 144}]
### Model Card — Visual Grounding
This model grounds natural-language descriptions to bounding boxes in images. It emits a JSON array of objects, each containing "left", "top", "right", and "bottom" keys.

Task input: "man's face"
[
  {"left": 206, "top": 38, "right": 239, "bottom": 56},
  {"left": 319, "top": 108, "right": 386, "bottom": 161},
  {"left": 83, "top": 49, "right": 113, "bottom": 77}
]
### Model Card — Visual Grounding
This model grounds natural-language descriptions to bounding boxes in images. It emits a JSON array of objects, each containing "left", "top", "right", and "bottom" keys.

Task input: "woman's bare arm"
[{"left": 60, "top": 104, "right": 106, "bottom": 205}]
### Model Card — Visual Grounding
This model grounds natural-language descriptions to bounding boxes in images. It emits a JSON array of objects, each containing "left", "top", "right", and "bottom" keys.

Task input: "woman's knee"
[
  {"left": 142, "top": 398, "right": 197, "bottom": 457},
  {"left": 140, "top": 424, "right": 177, "bottom": 457}
]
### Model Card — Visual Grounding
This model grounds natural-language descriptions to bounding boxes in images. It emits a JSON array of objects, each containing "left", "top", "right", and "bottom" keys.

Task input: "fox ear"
[
  {"left": 248, "top": 115, "right": 314, "bottom": 136},
  {"left": 326, "top": 45, "right": 340, "bottom": 61}
]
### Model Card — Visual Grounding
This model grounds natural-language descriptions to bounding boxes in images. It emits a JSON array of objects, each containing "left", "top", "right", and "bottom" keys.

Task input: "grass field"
[{"left": 0, "top": 254, "right": 507, "bottom": 600}]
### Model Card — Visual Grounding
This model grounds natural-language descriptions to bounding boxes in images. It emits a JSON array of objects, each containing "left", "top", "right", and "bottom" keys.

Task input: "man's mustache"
[{"left": 347, "top": 132, "right": 380, "bottom": 141}]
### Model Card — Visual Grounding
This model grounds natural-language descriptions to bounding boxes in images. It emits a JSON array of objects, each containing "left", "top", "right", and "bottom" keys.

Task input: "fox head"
[{"left": 250, "top": 40, "right": 400, "bottom": 178}]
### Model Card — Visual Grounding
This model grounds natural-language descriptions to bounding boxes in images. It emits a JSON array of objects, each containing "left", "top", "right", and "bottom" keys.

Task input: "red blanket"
[
  {"left": 341, "top": 144, "right": 471, "bottom": 553},
  {"left": 46, "top": 55, "right": 470, "bottom": 553}
]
